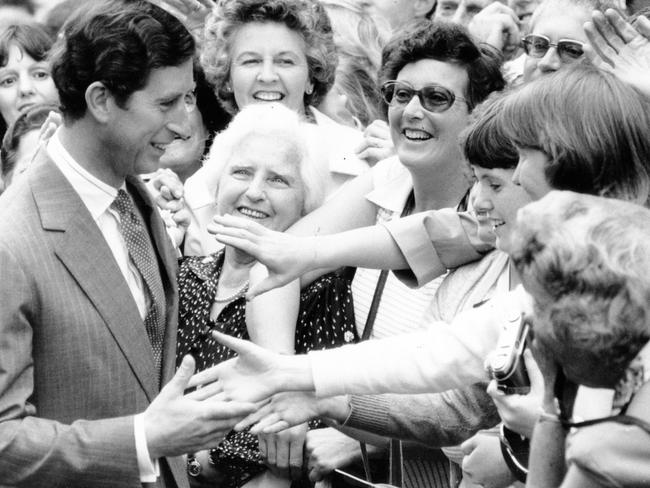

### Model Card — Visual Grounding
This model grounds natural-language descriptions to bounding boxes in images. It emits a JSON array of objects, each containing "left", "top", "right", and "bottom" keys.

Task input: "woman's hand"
[
  {"left": 354, "top": 120, "right": 395, "bottom": 166},
  {"left": 487, "top": 348, "right": 544, "bottom": 438},
  {"left": 529, "top": 337, "right": 559, "bottom": 413},
  {"left": 305, "top": 428, "right": 363, "bottom": 482},
  {"left": 238, "top": 391, "right": 325, "bottom": 434},
  {"left": 236, "top": 392, "right": 349, "bottom": 434},
  {"left": 148, "top": 0, "right": 213, "bottom": 42},
  {"left": 460, "top": 431, "right": 517, "bottom": 488},
  {"left": 149, "top": 168, "right": 189, "bottom": 247},
  {"left": 467, "top": 2, "right": 522, "bottom": 60},
  {"left": 258, "top": 423, "right": 308, "bottom": 481},
  {"left": 208, "top": 214, "right": 318, "bottom": 299},
  {"left": 38, "top": 110, "right": 62, "bottom": 145},
  {"left": 584, "top": 9, "right": 650, "bottom": 98},
  {"left": 187, "top": 331, "right": 314, "bottom": 403}
]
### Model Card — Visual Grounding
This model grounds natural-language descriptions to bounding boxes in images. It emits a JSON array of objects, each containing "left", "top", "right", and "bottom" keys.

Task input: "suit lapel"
[{"left": 31, "top": 153, "right": 159, "bottom": 402}]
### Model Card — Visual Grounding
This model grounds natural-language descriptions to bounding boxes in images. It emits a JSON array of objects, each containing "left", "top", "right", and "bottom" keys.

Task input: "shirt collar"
[
  {"left": 365, "top": 156, "right": 414, "bottom": 214},
  {"left": 48, "top": 128, "right": 121, "bottom": 221}
]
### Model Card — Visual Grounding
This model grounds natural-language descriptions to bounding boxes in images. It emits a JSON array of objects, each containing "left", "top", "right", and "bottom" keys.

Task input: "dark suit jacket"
[{"left": 0, "top": 150, "right": 188, "bottom": 488}]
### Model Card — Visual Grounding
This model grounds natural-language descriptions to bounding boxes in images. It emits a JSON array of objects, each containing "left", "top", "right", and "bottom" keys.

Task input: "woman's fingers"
[
  {"left": 585, "top": 19, "right": 616, "bottom": 67},
  {"left": 592, "top": 9, "right": 625, "bottom": 53},
  {"left": 605, "top": 8, "right": 637, "bottom": 44}
]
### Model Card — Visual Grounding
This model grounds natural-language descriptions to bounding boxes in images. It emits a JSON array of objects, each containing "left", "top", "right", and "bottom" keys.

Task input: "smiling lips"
[
  {"left": 254, "top": 91, "right": 284, "bottom": 102},
  {"left": 402, "top": 128, "right": 432, "bottom": 141},
  {"left": 238, "top": 206, "right": 269, "bottom": 219}
]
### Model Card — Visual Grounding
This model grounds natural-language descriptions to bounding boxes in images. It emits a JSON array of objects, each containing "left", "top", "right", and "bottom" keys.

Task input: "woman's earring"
[{"left": 305, "top": 86, "right": 313, "bottom": 95}]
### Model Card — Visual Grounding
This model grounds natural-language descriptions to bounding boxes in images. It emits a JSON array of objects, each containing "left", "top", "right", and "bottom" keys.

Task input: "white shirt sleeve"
[
  {"left": 134, "top": 413, "right": 160, "bottom": 482},
  {"left": 310, "top": 287, "right": 529, "bottom": 396}
]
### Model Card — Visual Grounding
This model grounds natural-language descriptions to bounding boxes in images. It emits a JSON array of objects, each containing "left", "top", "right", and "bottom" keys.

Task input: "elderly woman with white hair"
[{"left": 176, "top": 103, "right": 358, "bottom": 488}]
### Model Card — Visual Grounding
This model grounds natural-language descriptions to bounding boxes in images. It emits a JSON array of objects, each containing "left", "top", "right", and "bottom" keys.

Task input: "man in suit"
[{"left": 0, "top": 2, "right": 255, "bottom": 487}]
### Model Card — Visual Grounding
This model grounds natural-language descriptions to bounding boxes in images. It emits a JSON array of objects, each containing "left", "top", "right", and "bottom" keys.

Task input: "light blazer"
[{"left": 0, "top": 150, "right": 188, "bottom": 488}]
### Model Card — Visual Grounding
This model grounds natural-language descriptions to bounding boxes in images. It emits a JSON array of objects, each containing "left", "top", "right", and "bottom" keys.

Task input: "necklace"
[{"left": 214, "top": 281, "right": 250, "bottom": 303}]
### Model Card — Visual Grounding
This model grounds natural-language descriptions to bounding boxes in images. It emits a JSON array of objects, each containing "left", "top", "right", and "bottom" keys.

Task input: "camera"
[{"left": 486, "top": 310, "right": 531, "bottom": 395}]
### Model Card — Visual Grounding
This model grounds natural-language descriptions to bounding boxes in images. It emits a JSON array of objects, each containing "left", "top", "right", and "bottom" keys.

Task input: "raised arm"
[{"left": 211, "top": 208, "right": 488, "bottom": 298}]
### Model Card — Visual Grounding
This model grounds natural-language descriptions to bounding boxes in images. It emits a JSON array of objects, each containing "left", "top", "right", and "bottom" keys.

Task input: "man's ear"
[
  {"left": 415, "top": 0, "right": 437, "bottom": 18},
  {"left": 85, "top": 81, "right": 113, "bottom": 124}
]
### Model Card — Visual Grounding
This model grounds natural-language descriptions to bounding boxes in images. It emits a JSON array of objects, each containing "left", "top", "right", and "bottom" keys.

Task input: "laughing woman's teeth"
[
  {"left": 238, "top": 207, "right": 269, "bottom": 219},
  {"left": 255, "top": 92, "right": 283, "bottom": 101},
  {"left": 403, "top": 129, "right": 432, "bottom": 141}
]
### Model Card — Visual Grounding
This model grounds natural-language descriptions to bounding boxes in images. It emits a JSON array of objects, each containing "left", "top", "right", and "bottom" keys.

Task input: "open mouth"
[
  {"left": 151, "top": 142, "right": 169, "bottom": 152},
  {"left": 402, "top": 128, "right": 433, "bottom": 141},
  {"left": 254, "top": 91, "right": 285, "bottom": 102},
  {"left": 491, "top": 219, "right": 506, "bottom": 231},
  {"left": 237, "top": 206, "right": 270, "bottom": 219}
]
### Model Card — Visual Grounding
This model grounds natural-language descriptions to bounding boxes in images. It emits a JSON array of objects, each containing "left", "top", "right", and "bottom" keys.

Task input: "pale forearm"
[
  {"left": 313, "top": 225, "right": 408, "bottom": 271},
  {"left": 247, "top": 265, "right": 299, "bottom": 354}
]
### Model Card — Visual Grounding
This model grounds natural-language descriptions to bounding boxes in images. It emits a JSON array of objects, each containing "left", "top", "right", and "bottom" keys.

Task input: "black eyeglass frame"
[{"left": 380, "top": 80, "right": 467, "bottom": 113}]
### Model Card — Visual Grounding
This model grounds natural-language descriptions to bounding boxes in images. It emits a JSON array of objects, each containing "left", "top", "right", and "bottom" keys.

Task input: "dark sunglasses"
[
  {"left": 380, "top": 81, "right": 466, "bottom": 113},
  {"left": 521, "top": 34, "right": 584, "bottom": 61}
]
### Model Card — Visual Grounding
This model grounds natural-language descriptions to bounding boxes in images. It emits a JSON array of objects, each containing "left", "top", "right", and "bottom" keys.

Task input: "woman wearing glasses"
[{"left": 235, "top": 20, "right": 504, "bottom": 486}]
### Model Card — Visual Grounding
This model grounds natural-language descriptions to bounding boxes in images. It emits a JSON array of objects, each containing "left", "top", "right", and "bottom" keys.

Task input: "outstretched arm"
[
  {"left": 210, "top": 208, "right": 487, "bottom": 298},
  {"left": 190, "top": 288, "right": 528, "bottom": 402}
]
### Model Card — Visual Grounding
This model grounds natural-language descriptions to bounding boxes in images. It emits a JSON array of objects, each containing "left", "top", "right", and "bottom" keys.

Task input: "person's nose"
[
  {"left": 473, "top": 183, "right": 493, "bottom": 214},
  {"left": 536, "top": 46, "right": 562, "bottom": 74},
  {"left": 402, "top": 92, "right": 425, "bottom": 119},
  {"left": 512, "top": 160, "right": 522, "bottom": 185},
  {"left": 257, "top": 58, "right": 279, "bottom": 83},
  {"left": 244, "top": 175, "right": 266, "bottom": 201},
  {"left": 167, "top": 99, "right": 192, "bottom": 140},
  {"left": 18, "top": 74, "right": 35, "bottom": 97}
]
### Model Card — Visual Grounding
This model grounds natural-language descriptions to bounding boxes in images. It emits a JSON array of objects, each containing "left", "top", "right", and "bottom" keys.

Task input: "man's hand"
[
  {"left": 487, "top": 349, "right": 544, "bottom": 438},
  {"left": 584, "top": 8, "right": 650, "bottom": 98},
  {"left": 468, "top": 2, "right": 521, "bottom": 60},
  {"left": 143, "top": 355, "right": 257, "bottom": 459},
  {"left": 187, "top": 331, "right": 314, "bottom": 403},
  {"left": 208, "top": 214, "right": 318, "bottom": 299},
  {"left": 258, "top": 423, "right": 308, "bottom": 480},
  {"left": 354, "top": 120, "right": 395, "bottom": 166}
]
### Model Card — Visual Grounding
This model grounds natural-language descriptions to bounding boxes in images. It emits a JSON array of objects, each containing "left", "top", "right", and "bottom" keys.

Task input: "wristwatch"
[{"left": 187, "top": 454, "right": 202, "bottom": 477}]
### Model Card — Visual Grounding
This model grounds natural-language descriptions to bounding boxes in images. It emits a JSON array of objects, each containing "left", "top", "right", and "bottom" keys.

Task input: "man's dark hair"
[{"left": 50, "top": 0, "right": 195, "bottom": 120}]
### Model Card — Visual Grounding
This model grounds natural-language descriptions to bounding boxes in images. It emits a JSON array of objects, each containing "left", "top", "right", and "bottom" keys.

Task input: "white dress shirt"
[{"left": 47, "top": 130, "right": 160, "bottom": 482}]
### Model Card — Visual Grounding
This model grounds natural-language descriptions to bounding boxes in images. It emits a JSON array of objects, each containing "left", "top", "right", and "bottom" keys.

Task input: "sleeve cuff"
[
  {"left": 344, "top": 395, "right": 390, "bottom": 433},
  {"left": 134, "top": 413, "right": 160, "bottom": 482}
]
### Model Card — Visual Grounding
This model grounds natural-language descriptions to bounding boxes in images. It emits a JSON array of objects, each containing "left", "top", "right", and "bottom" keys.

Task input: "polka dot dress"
[{"left": 177, "top": 251, "right": 359, "bottom": 487}]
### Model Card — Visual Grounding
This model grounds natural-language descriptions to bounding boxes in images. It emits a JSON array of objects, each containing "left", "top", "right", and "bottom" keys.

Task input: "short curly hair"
[
  {"left": 511, "top": 191, "right": 650, "bottom": 388},
  {"left": 202, "top": 103, "right": 329, "bottom": 215},
  {"left": 379, "top": 20, "right": 505, "bottom": 115},
  {"left": 201, "top": 0, "right": 337, "bottom": 115}
]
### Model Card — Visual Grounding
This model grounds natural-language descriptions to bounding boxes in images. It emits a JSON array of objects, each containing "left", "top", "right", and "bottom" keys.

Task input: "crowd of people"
[{"left": 0, "top": 0, "right": 649, "bottom": 487}]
